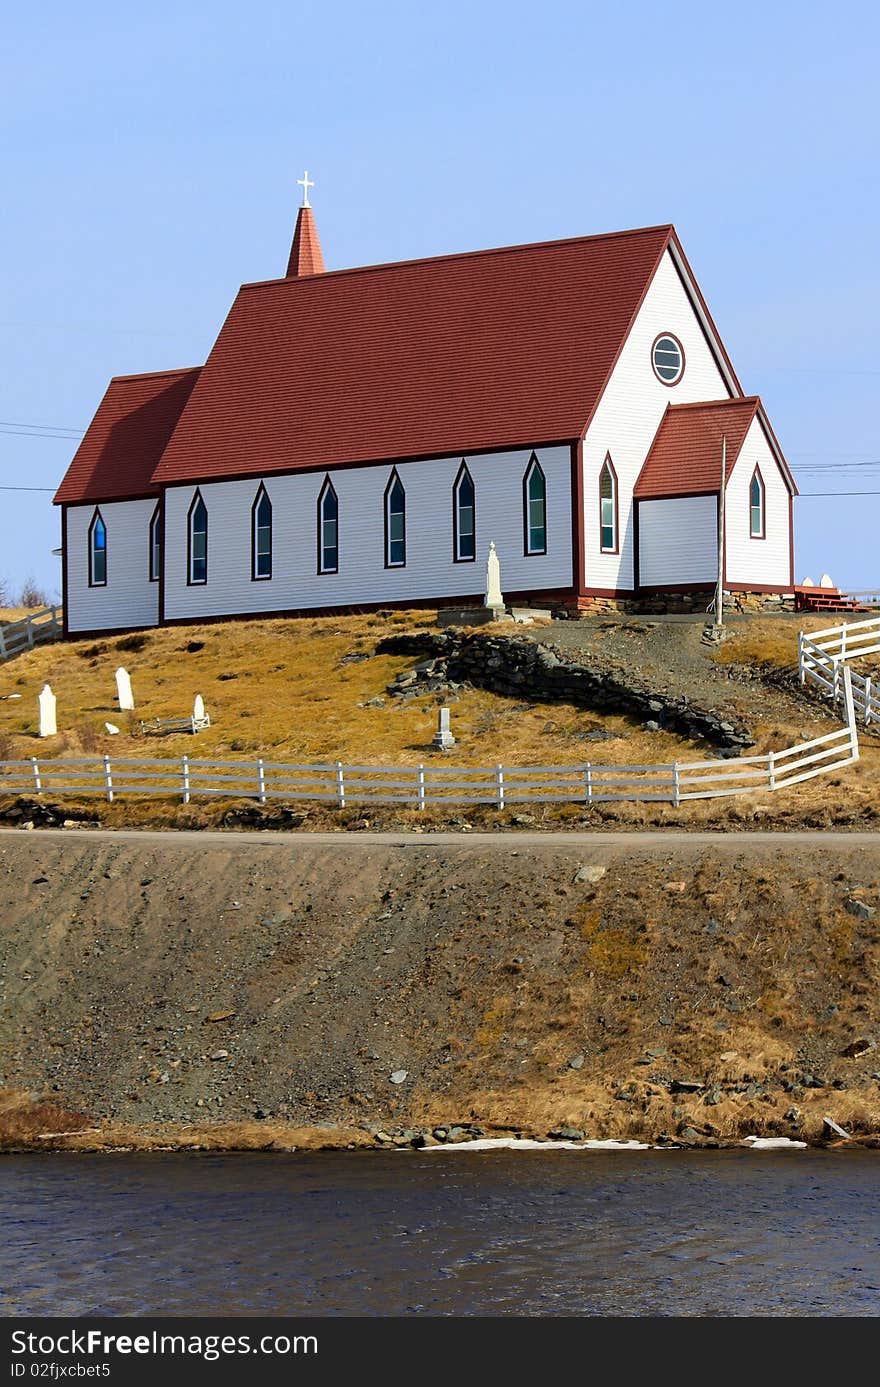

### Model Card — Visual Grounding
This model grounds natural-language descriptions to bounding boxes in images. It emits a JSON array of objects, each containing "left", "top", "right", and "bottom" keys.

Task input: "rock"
[
  {"left": 374, "top": 1131, "right": 394, "bottom": 1145},
  {"left": 644, "top": 720, "right": 660, "bottom": 732},
  {"left": 664, "top": 881, "right": 687, "bottom": 893},
  {"left": 32, "top": 875, "right": 49, "bottom": 885},
  {"left": 669, "top": 1078, "right": 703, "bottom": 1094},
  {"left": 678, "top": 1126, "right": 701, "bottom": 1143},
  {"left": 822, "top": 1115, "right": 851, "bottom": 1139},
  {"left": 365, "top": 696, "right": 386, "bottom": 708},
  {"left": 841, "top": 1038, "right": 874, "bottom": 1059},
  {"left": 704, "top": 1085, "right": 723, "bottom": 1106},
  {"left": 645, "top": 1047, "right": 666, "bottom": 1059},
  {"left": 210, "top": 1050, "right": 229, "bottom": 1061},
  {"left": 549, "top": 1125, "right": 584, "bottom": 1142},
  {"left": 432, "top": 1127, "right": 448, "bottom": 1141},
  {"left": 206, "top": 1010, "right": 236, "bottom": 1023},
  {"left": 389, "top": 1070, "right": 408, "bottom": 1085},
  {"left": 845, "top": 898, "right": 876, "bottom": 921},
  {"left": 567, "top": 1053, "right": 585, "bottom": 1070},
  {"left": 573, "top": 865, "right": 606, "bottom": 885},
  {"left": 784, "top": 1107, "right": 800, "bottom": 1122}
]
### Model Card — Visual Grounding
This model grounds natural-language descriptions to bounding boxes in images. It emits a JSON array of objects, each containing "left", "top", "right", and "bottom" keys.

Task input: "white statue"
[
  {"left": 38, "top": 684, "right": 57, "bottom": 737},
  {"left": 115, "top": 666, "right": 134, "bottom": 711},
  {"left": 485, "top": 541, "right": 504, "bottom": 610}
]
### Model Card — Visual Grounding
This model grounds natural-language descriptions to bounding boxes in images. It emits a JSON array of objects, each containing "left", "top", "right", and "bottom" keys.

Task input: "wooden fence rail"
[
  {"left": 799, "top": 615, "right": 880, "bottom": 726},
  {"left": 0, "top": 606, "right": 63, "bottom": 662},
  {"left": 0, "top": 670, "right": 859, "bottom": 809}
]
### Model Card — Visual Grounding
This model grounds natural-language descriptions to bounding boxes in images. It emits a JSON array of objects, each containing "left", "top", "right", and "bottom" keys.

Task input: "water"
[{"left": 2, "top": 1150, "right": 879, "bottom": 1316}]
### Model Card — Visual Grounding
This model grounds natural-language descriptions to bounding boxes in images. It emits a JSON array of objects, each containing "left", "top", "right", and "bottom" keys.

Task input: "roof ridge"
[
  {"left": 109, "top": 366, "right": 201, "bottom": 384},
  {"left": 667, "top": 395, "right": 759, "bottom": 412},
  {"left": 238, "top": 223, "right": 675, "bottom": 293}
]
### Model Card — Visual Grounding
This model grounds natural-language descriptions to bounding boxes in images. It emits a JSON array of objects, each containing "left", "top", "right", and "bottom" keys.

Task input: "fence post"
[
  {"left": 495, "top": 764, "right": 505, "bottom": 812},
  {"left": 31, "top": 757, "right": 42, "bottom": 794},
  {"left": 768, "top": 749, "right": 776, "bottom": 792},
  {"left": 257, "top": 758, "right": 266, "bottom": 805},
  {"left": 832, "top": 659, "right": 841, "bottom": 705},
  {"left": 335, "top": 761, "right": 346, "bottom": 810},
  {"left": 0, "top": 627, "right": 6, "bottom": 659},
  {"left": 840, "top": 623, "right": 848, "bottom": 662},
  {"left": 182, "top": 754, "right": 190, "bottom": 805},
  {"left": 672, "top": 762, "right": 680, "bottom": 808},
  {"left": 102, "top": 754, "right": 114, "bottom": 803},
  {"left": 584, "top": 762, "right": 592, "bottom": 805},
  {"left": 797, "top": 631, "right": 804, "bottom": 684},
  {"left": 843, "top": 666, "right": 860, "bottom": 762},
  {"left": 417, "top": 763, "right": 426, "bottom": 812},
  {"left": 25, "top": 616, "right": 34, "bottom": 649}
]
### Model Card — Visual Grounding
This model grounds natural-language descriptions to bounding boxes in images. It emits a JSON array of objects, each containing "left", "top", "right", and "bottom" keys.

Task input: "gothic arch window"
[
  {"left": 148, "top": 503, "right": 161, "bottom": 582},
  {"left": 384, "top": 469, "right": 406, "bottom": 568},
  {"left": 599, "top": 455, "right": 618, "bottom": 554},
  {"left": 453, "top": 461, "right": 476, "bottom": 562},
  {"left": 251, "top": 484, "right": 272, "bottom": 580},
  {"left": 187, "top": 490, "right": 208, "bottom": 585},
  {"left": 317, "top": 476, "right": 339, "bottom": 574},
  {"left": 523, "top": 454, "right": 547, "bottom": 555},
  {"left": 88, "top": 508, "right": 107, "bottom": 587},
  {"left": 750, "top": 466, "right": 766, "bottom": 539}
]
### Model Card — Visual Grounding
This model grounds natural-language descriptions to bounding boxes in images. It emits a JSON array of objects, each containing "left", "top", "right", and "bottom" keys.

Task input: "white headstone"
[
  {"left": 38, "top": 684, "right": 56, "bottom": 738},
  {"left": 820, "top": 573, "right": 835, "bottom": 589},
  {"left": 485, "top": 541, "right": 504, "bottom": 610},
  {"left": 115, "top": 666, "right": 134, "bottom": 711},
  {"left": 114, "top": 665, "right": 133, "bottom": 710},
  {"left": 432, "top": 706, "right": 456, "bottom": 750},
  {"left": 104, "top": 722, "right": 120, "bottom": 735},
  {"left": 800, "top": 576, "right": 814, "bottom": 587},
  {"left": 193, "top": 693, "right": 206, "bottom": 723}
]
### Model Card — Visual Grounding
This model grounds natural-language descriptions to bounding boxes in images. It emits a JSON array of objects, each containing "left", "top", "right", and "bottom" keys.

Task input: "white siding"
[
  {"left": 161, "top": 446, "right": 572, "bottom": 621},
  {"left": 582, "top": 248, "right": 734, "bottom": 591},
  {"left": 724, "top": 416, "right": 792, "bottom": 588},
  {"left": 65, "top": 500, "right": 159, "bottom": 633},
  {"left": 639, "top": 495, "right": 718, "bottom": 586}
]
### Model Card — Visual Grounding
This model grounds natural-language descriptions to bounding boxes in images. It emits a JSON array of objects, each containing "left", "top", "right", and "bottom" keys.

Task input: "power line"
[
  {"left": 0, "top": 485, "right": 56, "bottom": 492},
  {"left": 798, "top": 491, "right": 880, "bottom": 497},
  {"left": 0, "top": 418, "right": 84, "bottom": 433}
]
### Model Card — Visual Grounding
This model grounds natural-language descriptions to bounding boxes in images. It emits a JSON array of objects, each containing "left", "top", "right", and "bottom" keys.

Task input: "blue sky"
[{"left": 2, "top": 0, "right": 878, "bottom": 600}]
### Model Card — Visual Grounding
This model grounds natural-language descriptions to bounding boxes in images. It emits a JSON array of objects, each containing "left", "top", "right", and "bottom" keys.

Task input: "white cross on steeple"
[{"left": 297, "top": 170, "right": 315, "bottom": 208}]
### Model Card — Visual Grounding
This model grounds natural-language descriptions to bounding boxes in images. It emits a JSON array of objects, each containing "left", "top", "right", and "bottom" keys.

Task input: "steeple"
[{"left": 286, "top": 170, "right": 325, "bottom": 278}]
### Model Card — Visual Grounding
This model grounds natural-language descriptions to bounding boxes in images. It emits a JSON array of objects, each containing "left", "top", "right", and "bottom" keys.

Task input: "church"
[{"left": 54, "top": 178, "right": 797, "bottom": 636}]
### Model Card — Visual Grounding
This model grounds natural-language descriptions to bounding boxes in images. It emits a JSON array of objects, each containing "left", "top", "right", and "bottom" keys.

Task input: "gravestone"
[
  {"left": 38, "top": 684, "right": 56, "bottom": 737},
  {"left": 192, "top": 694, "right": 208, "bottom": 730},
  {"left": 820, "top": 573, "right": 835, "bottom": 589},
  {"left": 105, "top": 722, "right": 120, "bottom": 735},
  {"left": 432, "top": 707, "right": 455, "bottom": 750},
  {"left": 115, "top": 666, "right": 134, "bottom": 711},
  {"left": 484, "top": 541, "right": 505, "bottom": 617}
]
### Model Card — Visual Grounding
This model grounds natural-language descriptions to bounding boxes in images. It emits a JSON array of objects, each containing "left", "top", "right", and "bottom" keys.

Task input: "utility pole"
[{"left": 714, "top": 433, "right": 727, "bottom": 631}]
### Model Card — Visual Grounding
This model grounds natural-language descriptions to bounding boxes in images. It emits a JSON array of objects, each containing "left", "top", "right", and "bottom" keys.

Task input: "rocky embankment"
[
  {"left": 2, "top": 831, "right": 879, "bottom": 1153},
  {"left": 376, "top": 632, "right": 755, "bottom": 750}
]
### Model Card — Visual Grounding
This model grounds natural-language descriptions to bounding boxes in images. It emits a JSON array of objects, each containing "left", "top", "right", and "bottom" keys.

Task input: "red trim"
[
  {"left": 749, "top": 464, "right": 766, "bottom": 540},
  {"left": 598, "top": 453, "right": 619, "bottom": 554},
  {"left": 637, "top": 580, "right": 794, "bottom": 595},
  {"left": 666, "top": 230, "right": 742, "bottom": 397},
  {"left": 638, "top": 487, "right": 719, "bottom": 502},
  {"left": 452, "top": 460, "right": 476, "bottom": 563},
  {"left": 54, "top": 488, "right": 161, "bottom": 509},
  {"left": 650, "top": 331, "right": 685, "bottom": 387},
  {"left": 60, "top": 504, "right": 69, "bottom": 638},
  {"left": 571, "top": 440, "right": 585, "bottom": 596},
  {"left": 581, "top": 585, "right": 638, "bottom": 599}
]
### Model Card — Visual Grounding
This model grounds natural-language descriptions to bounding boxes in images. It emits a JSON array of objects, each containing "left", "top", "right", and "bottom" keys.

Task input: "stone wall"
[{"left": 376, "top": 631, "right": 754, "bottom": 752}]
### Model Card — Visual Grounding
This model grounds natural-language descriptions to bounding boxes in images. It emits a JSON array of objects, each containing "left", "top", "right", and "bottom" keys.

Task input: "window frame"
[
  {"left": 88, "top": 507, "right": 107, "bottom": 588},
  {"left": 452, "top": 460, "right": 476, "bottom": 563},
  {"left": 148, "top": 503, "right": 161, "bottom": 583},
  {"left": 522, "top": 453, "right": 547, "bottom": 556},
  {"left": 251, "top": 484, "right": 273, "bottom": 582},
  {"left": 749, "top": 465, "right": 766, "bottom": 540},
  {"left": 187, "top": 489, "right": 208, "bottom": 586},
  {"left": 384, "top": 468, "right": 406, "bottom": 569},
  {"left": 599, "top": 454, "right": 619, "bottom": 554},
  {"left": 651, "top": 331, "right": 685, "bottom": 386},
  {"left": 317, "top": 475, "right": 339, "bottom": 575}
]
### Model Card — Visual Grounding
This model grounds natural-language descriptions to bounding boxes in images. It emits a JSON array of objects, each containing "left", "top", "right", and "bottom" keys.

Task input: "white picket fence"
[
  {"left": 0, "top": 674, "right": 859, "bottom": 809},
  {"left": 0, "top": 606, "right": 62, "bottom": 662},
  {"left": 798, "top": 615, "right": 880, "bottom": 726}
]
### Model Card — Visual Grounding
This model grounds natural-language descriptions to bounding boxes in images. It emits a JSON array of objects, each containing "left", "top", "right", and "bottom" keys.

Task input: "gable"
[{"left": 151, "top": 226, "right": 672, "bottom": 485}]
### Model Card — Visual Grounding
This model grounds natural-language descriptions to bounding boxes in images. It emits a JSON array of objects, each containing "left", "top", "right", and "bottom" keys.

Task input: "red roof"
[
  {"left": 286, "top": 205, "right": 324, "bottom": 278},
  {"left": 634, "top": 397, "right": 796, "bottom": 499},
  {"left": 54, "top": 368, "right": 200, "bottom": 505},
  {"left": 152, "top": 225, "right": 675, "bottom": 485}
]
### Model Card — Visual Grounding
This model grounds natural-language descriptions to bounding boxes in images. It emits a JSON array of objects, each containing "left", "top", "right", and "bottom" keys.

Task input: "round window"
[{"left": 652, "top": 333, "right": 684, "bottom": 385}]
